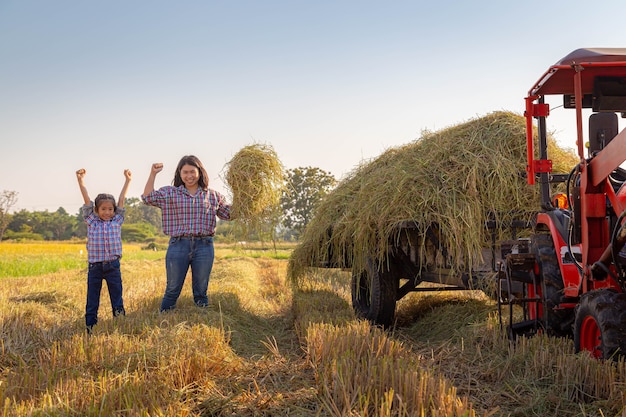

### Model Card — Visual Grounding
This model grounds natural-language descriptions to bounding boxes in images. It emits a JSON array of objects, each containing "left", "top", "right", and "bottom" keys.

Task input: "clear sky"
[{"left": 1, "top": 0, "right": 624, "bottom": 214}]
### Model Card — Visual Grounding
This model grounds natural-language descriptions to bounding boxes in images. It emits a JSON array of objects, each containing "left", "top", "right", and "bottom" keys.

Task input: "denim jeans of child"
[
  {"left": 161, "top": 236, "right": 215, "bottom": 312},
  {"left": 86, "top": 259, "right": 125, "bottom": 327}
]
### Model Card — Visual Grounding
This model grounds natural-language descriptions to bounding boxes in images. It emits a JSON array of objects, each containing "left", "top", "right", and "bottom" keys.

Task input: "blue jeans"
[
  {"left": 86, "top": 259, "right": 125, "bottom": 327},
  {"left": 161, "top": 236, "right": 215, "bottom": 311}
]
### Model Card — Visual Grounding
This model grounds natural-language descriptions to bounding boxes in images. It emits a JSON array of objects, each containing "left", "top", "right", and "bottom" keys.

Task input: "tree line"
[{"left": 0, "top": 167, "right": 336, "bottom": 243}]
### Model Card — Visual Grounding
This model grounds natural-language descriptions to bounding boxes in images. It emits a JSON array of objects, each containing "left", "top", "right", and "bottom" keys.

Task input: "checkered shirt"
[
  {"left": 141, "top": 185, "right": 231, "bottom": 237},
  {"left": 82, "top": 203, "right": 125, "bottom": 263}
]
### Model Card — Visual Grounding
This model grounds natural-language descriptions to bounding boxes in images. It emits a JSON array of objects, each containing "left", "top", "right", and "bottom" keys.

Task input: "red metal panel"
[
  {"left": 609, "top": 181, "right": 626, "bottom": 216},
  {"left": 574, "top": 69, "right": 585, "bottom": 158},
  {"left": 533, "top": 159, "right": 552, "bottom": 173},
  {"left": 533, "top": 103, "right": 549, "bottom": 117},
  {"left": 589, "top": 128, "right": 626, "bottom": 186},
  {"left": 525, "top": 97, "right": 536, "bottom": 185},
  {"left": 584, "top": 194, "right": 608, "bottom": 217},
  {"left": 530, "top": 63, "right": 626, "bottom": 96}
]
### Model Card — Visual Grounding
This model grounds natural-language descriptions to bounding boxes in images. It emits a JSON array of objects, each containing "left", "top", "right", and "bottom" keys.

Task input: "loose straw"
[{"left": 224, "top": 143, "right": 285, "bottom": 237}]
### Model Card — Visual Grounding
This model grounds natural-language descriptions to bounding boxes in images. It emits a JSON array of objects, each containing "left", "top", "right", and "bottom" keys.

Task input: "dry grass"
[
  {"left": 395, "top": 291, "right": 626, "bottom": 416},
  {"left": 292, "top": 268, "right": 626, "bottom": 417},
  {"left": 306, "top": 321, "right": 478, "bottom": 416},
  {"left": 3, "top": 242, "right": 626, "bottom": 416},
  {"left": 288, "top": 111, "right": 578, "bottom": 282},
  {"left": 0, "top": 244, "right": 305, "bottom": 416},
  {"left": 223, "top": 143, "right": 285, "bottom": 238}
]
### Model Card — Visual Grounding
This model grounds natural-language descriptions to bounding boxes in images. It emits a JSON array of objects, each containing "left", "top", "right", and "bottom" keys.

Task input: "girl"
[
  {"left": 141, "top": 155, "right": 232, "bottom": 312},
  {"left": 76, "top": 168, "right": 131, "bottom": 333}
]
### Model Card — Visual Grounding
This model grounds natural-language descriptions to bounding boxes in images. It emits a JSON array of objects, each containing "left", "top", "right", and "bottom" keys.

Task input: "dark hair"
[
  {"left": 94, "top": 193, "right": 117, "bottom": 211},
  {"left": 173, "top": 155, "right": 209, "bottom": 191}
]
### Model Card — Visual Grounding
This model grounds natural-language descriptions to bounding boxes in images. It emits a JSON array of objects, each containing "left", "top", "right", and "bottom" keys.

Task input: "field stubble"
[{"left": 1, "top": 242, "right": 626, "bottom": 416}]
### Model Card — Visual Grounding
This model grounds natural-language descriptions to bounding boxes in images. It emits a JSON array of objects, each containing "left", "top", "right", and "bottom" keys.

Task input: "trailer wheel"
[
  {"left": 532, "top": 234, "right": 573, "bottom": 337},
  {"left": 574, "top": 290, "right": 626, "bottom": 360},
  {"left": 351, "top": 257, "right": 398, "bottom": 327}
]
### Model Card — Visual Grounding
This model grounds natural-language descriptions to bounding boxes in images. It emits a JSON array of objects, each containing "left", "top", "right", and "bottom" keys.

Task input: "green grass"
[
  {"left": 0, "top": 241, "right": 295, "bottom": 278},
  {"left": 0, "top": 241, "right": 164, "bottom": 278},
  {"left": 0, "top": 255, "right": 84, "bottom": 278}
]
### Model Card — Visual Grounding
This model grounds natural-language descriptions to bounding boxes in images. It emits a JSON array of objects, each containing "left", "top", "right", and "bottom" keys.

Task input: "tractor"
[{"left": 499, "top": 48, "right": 626, "bottom": 359}]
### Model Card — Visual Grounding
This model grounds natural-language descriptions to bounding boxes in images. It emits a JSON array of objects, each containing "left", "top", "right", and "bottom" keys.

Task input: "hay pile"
[
  {"left": 288, "top": 111, "right": 578, "bottom": 280},
  {"left": 547, "top": 138, "right": 579, "bottom": 174},
  {"left": 224, "top": 143, "right": 285, "bottom": 233}
]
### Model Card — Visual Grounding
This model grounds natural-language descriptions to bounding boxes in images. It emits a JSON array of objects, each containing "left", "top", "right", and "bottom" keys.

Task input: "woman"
[{"left": 142, "top": 155, "right": 232, "bottom": 312}]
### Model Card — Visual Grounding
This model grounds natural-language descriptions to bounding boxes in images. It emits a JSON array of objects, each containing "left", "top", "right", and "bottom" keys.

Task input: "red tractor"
[{"left": 499, "top": 48, "right": 626, "bottom": 359}]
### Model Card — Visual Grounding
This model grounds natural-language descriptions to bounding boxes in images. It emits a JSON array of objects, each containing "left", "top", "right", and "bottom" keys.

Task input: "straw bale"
[
  {"left": 224, "top": 143, "right": 285, "bottom": 232},
  {"left": 289, "top": 111, "right": 578, "bottom": 280}
]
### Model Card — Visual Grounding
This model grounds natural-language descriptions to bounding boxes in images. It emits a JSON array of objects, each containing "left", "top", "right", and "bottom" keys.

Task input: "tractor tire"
[
  {"left": 574, "top": 290, "right": 626, "bottom": 360},
  {"left": 351, "top": 257, "right": 398, "bottom": 328},
  {"left": 532, "top": 233, "right": 573, "bottom": 337}
]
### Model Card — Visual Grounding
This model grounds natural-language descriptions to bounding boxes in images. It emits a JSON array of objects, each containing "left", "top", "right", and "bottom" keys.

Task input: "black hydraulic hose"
[
  {"left": 563, "top": 161, "right": 626, "bottom": 286},
  {"left": 565, "top": 164, "right": 577, "bottom": 206},
  {"left": 610, "top": 210, "right": 626, "bottom": 281},
  {"left": 565, "top": 164, "right": 583, "bottom": 273}
]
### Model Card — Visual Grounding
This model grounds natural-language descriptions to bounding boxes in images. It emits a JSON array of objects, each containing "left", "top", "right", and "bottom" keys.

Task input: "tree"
[
  {"left": 281, "top": 167, "right": 336, "bottom": 238},
  {"left": 122, "top": 222, "right": 159, "bottom": 242},
  {"left": 74, "top": 207, "right": 87, "bottom": 238},
  {"left": 7, "top": 208, "right": 78, "bottom": 241},
  {"left": 0, "top": 190, "right": 18, "bottom": 241},
  {"left": 124, "top": 197, "right": 162, "bottom": 231},
  {"left": 49, "top": 208, "right": 76, "bottom": 240},
  {"left": 7, "top": 210, "right": 34, "bottom": 236}
]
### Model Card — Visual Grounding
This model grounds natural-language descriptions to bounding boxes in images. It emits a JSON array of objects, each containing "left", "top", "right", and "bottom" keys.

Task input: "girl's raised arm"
[
  {"left": 118, "top": 169, "right": 132, "bottom": 209},
  {"left": 76, "top": 169, "right": 90, "bottom": 205}
]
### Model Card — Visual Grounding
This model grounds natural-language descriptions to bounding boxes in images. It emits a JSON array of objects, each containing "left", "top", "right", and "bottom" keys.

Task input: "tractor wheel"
[
  {"left": 532, "top": 233, "right": 573, "bottom": 337},
  {"left": 351, "top": 257, "right": 398, "bottom": 327},
  {"left": 574, "top": 290, "right": 626, "bottom": 360}
]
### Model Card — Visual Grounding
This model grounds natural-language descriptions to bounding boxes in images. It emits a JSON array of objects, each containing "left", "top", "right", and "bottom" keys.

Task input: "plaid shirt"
[
  {"left": 142, "top": 185, "right": 231, "bottom": 237},
  {"left": 82, "top": 203, "right": 125, "bottom": 263}
]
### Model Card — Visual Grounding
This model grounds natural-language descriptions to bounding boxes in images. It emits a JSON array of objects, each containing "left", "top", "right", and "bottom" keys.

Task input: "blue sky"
[{"left": 0, "top": 1, "right": 624, "bottom": 213}]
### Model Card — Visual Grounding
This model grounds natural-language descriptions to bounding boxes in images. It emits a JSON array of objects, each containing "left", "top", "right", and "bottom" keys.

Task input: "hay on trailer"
[
  {"left": 547, "top": 138, "right": 579, "bottom": 175},
  {"left": 223, "top": 143, "right": 285, "bottom": 233},
  {"left": 288, "top": 111, "right": 578, "bottom": 281}
]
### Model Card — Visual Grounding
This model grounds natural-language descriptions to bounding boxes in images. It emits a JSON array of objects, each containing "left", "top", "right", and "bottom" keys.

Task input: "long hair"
[{"left": 173, "top": 155, "right": 209, "bottom": 191}]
